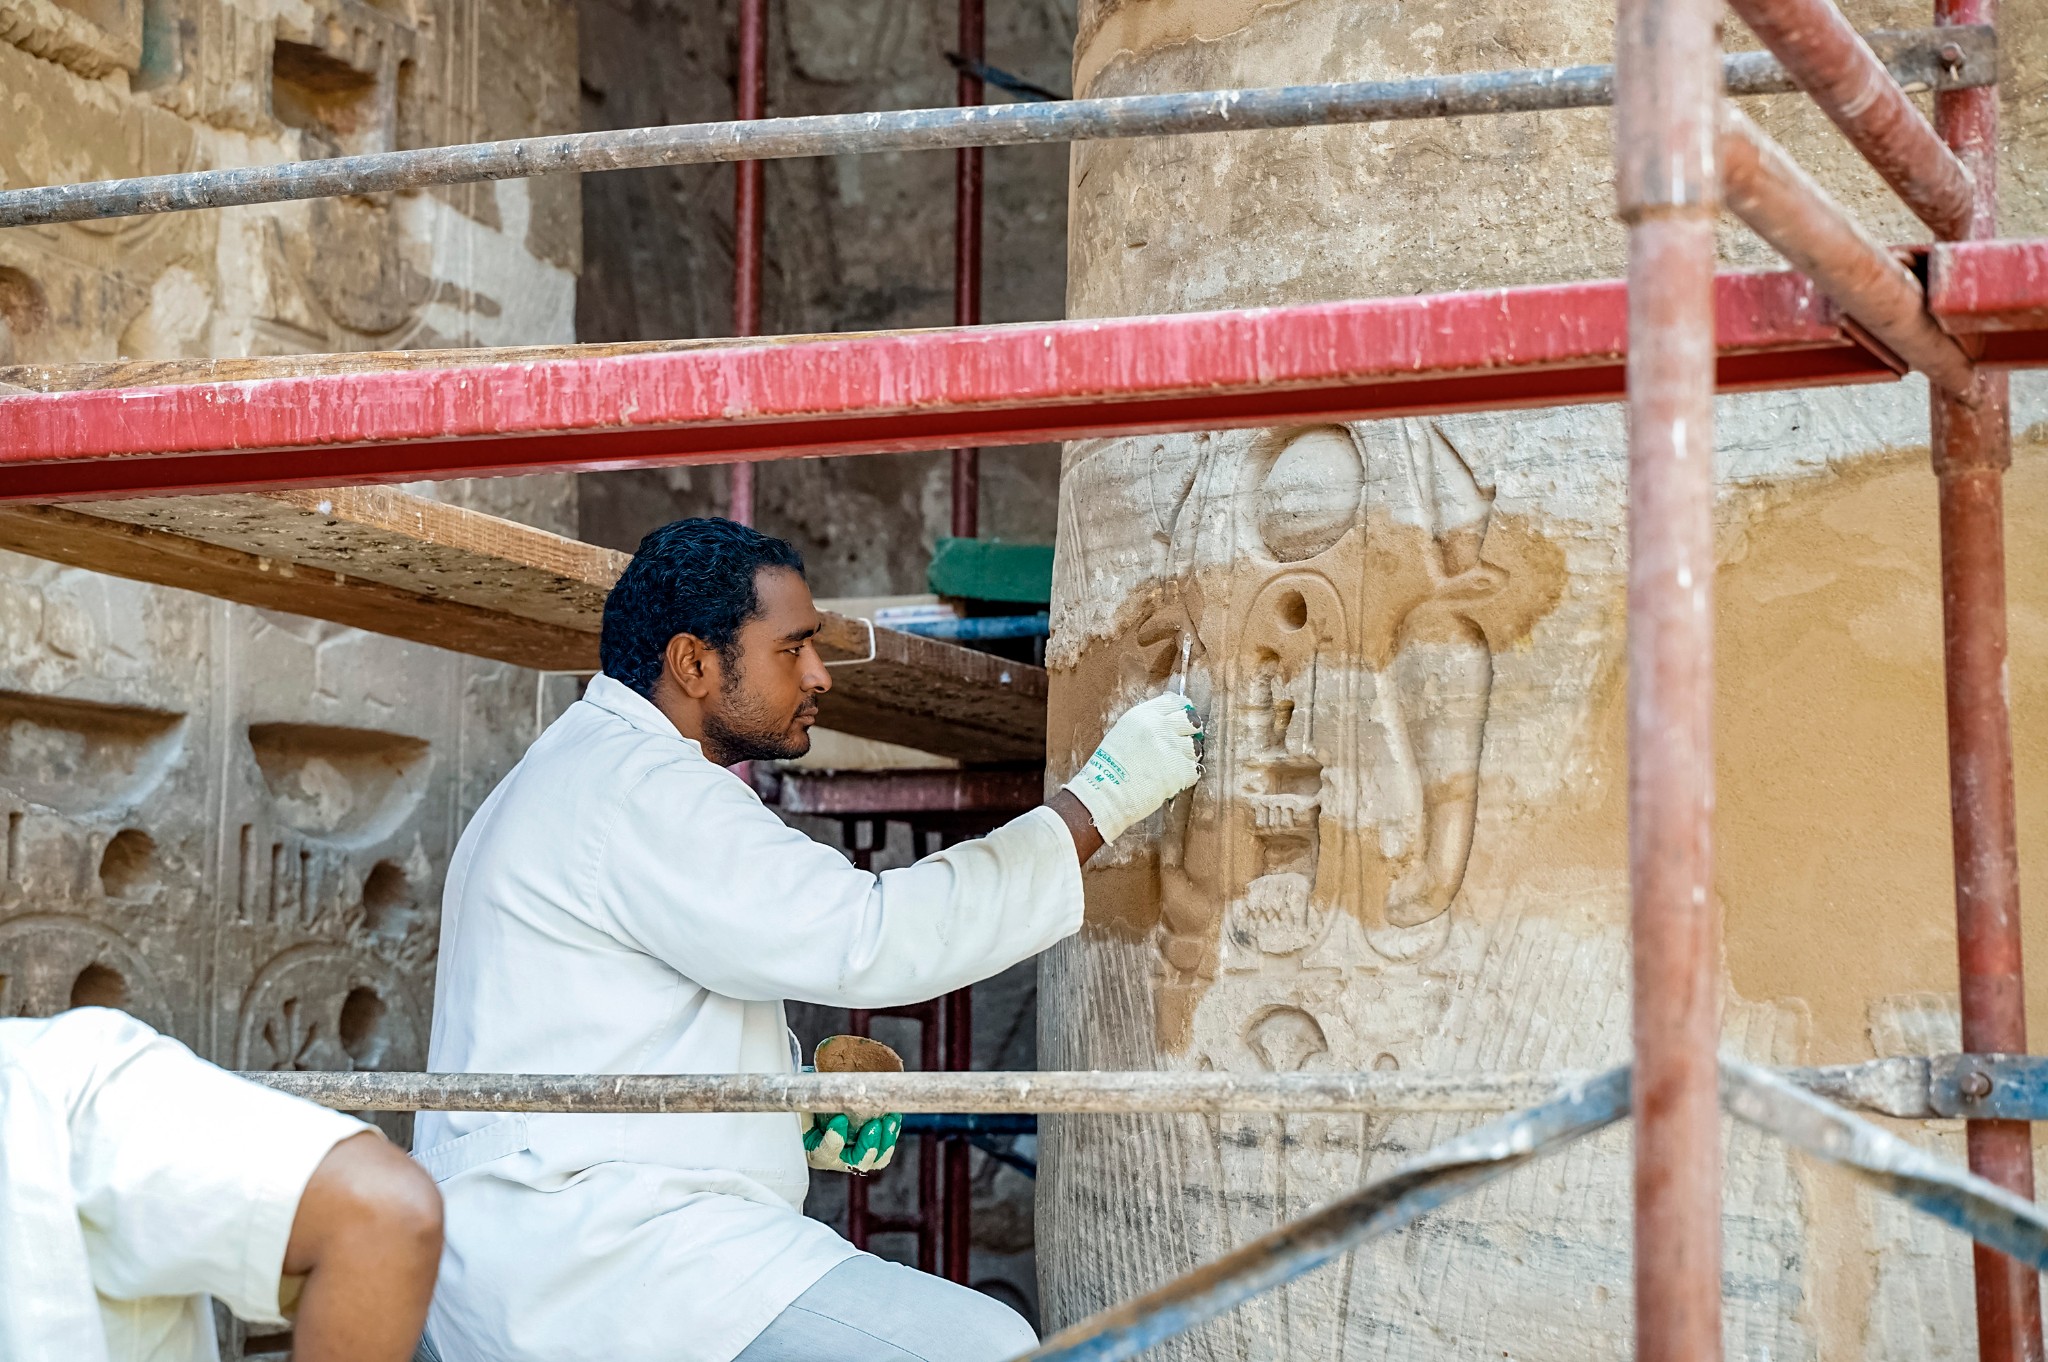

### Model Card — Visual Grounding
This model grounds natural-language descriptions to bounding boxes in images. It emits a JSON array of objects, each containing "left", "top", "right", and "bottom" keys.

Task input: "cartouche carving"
[{"left": 1150, "top": 421, "right": 1538, "bottom": 1045}]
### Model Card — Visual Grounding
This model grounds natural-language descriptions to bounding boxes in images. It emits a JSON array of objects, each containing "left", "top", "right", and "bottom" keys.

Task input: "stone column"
[{"left": 1039, "top": 3, "right": 2048, "bottom": 1358}]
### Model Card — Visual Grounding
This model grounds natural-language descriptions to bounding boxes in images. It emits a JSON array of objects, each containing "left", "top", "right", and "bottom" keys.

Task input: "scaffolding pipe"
[
  {"left": 1727, "top": 0, "right": 1974, "bottom": 240},
  {"left": 248, "top": 1067, "right": 1587, "bottom": 1115},
  {"left": 949, "top": 0, "right": 984, "bottom": 542},
  {"left": 844, "top": 1001, "right": 944, "bottom": 1273},
  {"left": 941, "top": 0, "right": 986, "bottom": 1273},
  {"left": 0, "top": 29, "right": 1990, "bottom": 230},
  {"left": 942, "top": 985, "right": 972, "bottom": 1282},
  {"left": 1718, "top": 106, "right": 1979, "bottom": 401},
  {"left": 1616, "top": 0, "right": 1723, "bottom": 1355},
  {"left": 728, "top": 0, "right": 768, "bottom": 527},
  {"left": 1931, "top": 2, "right": 2043, "bottom": 1358},
  {"left": 237, "top": 1060, "right": 1942, "bottom": 1116}
]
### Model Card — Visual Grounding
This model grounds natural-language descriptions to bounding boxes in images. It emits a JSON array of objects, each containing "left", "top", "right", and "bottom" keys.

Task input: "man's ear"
[{"left": 663, "top": 633, "right": 718, "bottom": 700}]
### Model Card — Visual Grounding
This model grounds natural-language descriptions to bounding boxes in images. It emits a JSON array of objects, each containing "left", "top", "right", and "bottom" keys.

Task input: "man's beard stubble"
[{"left": 700, "top": 655, "right": 817, "bottom": 765}]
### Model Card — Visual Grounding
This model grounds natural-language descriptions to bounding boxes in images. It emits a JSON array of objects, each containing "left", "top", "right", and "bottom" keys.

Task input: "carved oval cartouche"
[{"left": 1256, "top": 426, "right": 1364, "bottom": 563}]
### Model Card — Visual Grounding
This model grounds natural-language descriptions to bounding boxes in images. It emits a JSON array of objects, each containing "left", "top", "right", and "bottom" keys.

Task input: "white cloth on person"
[
  {"left": 730, "top": 1252, "right": 1037, "bottom": 1362},
  {"left": 416, "top": 673, "right": 1084, "bottom": 1362},
  {"left": 0, "top": 1008, "right": 368, "bottom": 1362}
]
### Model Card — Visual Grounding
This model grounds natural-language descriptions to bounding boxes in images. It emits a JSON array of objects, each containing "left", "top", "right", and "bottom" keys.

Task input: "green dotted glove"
[{"left": 804, "top": 1110, "right": 903, "bottom": 1174}]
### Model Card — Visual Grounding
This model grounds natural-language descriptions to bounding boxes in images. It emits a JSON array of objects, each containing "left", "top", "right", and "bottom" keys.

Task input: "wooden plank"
[
  {"left": 808, "top": 610, "right": 1045, "bottom": 762},
  {"left": 0, "top": 500, "right": 601, "bottom": 668},
  {"left": 0, "top": 489, "right": 1046, "bottom": 761},
  {"left": 72, "top": 486, "right": 626, "bottom": 631}
]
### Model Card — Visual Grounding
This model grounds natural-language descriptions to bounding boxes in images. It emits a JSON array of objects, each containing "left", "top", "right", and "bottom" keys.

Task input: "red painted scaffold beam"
[
  {"left": 0, "top": 261, "right": 1992, "bottom": 503},
  {"left": 1930, "top": 236, "right": 2048, "bottom": 360}
]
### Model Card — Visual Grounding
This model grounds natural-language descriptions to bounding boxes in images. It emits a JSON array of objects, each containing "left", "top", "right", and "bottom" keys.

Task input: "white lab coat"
[
  {"left": 417, "top": 674, "right": 1082, "bottom": 1362},
  {"left": 0, "top": 1009, "right": 366, "bottom": 1362}
]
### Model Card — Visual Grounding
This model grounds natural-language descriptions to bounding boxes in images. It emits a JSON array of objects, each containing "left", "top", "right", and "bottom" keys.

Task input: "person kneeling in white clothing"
[
  {"left": 0, "top": 1007, "right": 444, "bottom": 1362},
  {"left": 418, "top": 518, "right": 1202, "bottom": 1362}
]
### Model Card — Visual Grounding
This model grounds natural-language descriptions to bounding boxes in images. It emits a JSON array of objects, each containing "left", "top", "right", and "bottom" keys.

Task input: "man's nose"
[{"left": 802, "top": 644, "right": 832, "bottom": 695}]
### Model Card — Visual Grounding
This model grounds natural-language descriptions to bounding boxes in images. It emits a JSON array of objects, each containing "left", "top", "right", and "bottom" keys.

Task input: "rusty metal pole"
[
  {"left": 1616, "top": 0, "right": 1724, "bottom": 1357},
  {"left": 729, "top": 0, "right": 768, "bottom": 527},
  {"left": 1932, "top": 1, "right": 2043, "bottom": 1358},
  {"left": 1717, "top": 105, "right": 1977, "bottom": 399},
  {"left": 842, "top": 999, "right": 944, "bottom": 1273},
  {"left": 949, "top": 0, "right": 985, "bottom": 541},
  {"left": 1725, "top": 0, "right": 1973, "bottom": 240},
  {"left": 939, "top": 7, "right": 986, "bottom": 1279},
  {"left": 942, "top": 0, "right": 985, "bottom": 1276},
  {"left": 942, "top": 983, "right": 973, "bottom": 1283}
]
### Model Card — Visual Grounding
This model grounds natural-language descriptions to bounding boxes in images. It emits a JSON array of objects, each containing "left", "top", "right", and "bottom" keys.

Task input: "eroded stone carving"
[
  {"left": 1149, "top": 422, "right": 1548, "bottom": 1048},
  {"left": 237, "top": 944, "right": 422, "bottom": 1075},
  {"left": 246, "top": 721, "right": 432, "bottom": 844},
  {"left": 0, "top": 577, "right": 518, "bottom": 1132},
  {"left": 0, "top": 690, "right": 185, "bottom": 815},
  {"left": 238, "top": 941, "right": 427, "bottom": 1143},
  {"left": 0, "top": 912, "right": 171, "bottom": 1029}
]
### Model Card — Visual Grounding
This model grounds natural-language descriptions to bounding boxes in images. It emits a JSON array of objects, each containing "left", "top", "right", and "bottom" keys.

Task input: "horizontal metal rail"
[
  {"left": 1728, "top": 0, "right": 1976, "bottom": 240},
  {"left": 1022, "top": 1063, "right": 2048, "bottom": 1362},
  {"left": 0, "top": 267, "right": 1921, "bottom": 502},
  {"left": 1928, "top": 237, "right": 2048, "bottom": 352},
  {"left": 12, "top": 234, "right": 2048, "bottom": 502},
  {"left": 1719, "top": 104, "right": 1981, "bottom": 401},
  {"left": 239, "top": 1055, "right": 2012, "bottom": 1119},
  {"left": 251, "top": 1067, "right": 1586, "bottom": 1115},
  {"left": 0, "top": 27, "right": 1991, "bottom": 230},
  {"left": 897, "top": 612, "right": 1050, "bottom": 641}
]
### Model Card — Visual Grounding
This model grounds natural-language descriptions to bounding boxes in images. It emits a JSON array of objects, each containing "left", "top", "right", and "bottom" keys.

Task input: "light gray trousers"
[
  {"left": 413, "top": 1251, "right": 1037, "bottom": 1362},
  {"left": 733, "top": 1254, "right": 1040, "bottom": 1362}
]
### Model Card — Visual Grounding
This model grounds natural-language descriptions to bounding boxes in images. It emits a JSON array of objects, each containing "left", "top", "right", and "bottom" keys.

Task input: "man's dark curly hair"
[{"left": 600, "top": 517, "right": 806, "bottom": 697}]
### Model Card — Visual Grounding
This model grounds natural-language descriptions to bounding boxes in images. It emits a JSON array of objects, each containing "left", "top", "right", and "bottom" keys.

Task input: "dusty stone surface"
[
  {"left": 0, "top": 0, "right": 580, "bottom": 1258},
  {"left": 1040, "top": 2, "right": 2048, "bottom": 1358},
  {"left": 574, "top": 0, "right": 1075, "bottom": 598}
]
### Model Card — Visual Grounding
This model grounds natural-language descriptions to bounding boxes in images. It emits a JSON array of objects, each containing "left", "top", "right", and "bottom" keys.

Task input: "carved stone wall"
[
  {"left": 0, "top": 0, "right": 579, "bottom": 1196},
  {"left": 1040, "top": 2, "right": 2048, "bottom": 1359},
  {"left": 0, "top": 603, "right": 543, "bottom": 1130}
]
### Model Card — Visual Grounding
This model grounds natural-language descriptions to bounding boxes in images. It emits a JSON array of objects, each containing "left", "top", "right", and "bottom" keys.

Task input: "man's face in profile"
[{"left": 698, "top": 566, "right": 830, "bottom": 763}]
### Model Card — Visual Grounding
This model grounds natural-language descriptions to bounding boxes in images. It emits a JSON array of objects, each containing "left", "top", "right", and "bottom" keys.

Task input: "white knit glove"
[{"left": 1062, "top": 693, "right": 1203, "bottom": 843}]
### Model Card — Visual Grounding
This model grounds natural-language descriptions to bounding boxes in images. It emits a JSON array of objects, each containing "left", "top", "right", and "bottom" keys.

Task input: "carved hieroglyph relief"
[
  {"left": 0, "top": 0, "right": 579, "bottom": 371},
  {"left": 0, "top": 560, "right": 545, "bottom": 1154},
  {"left": 1109, "top": 420, "right": 1559, "bottom": 1053}
]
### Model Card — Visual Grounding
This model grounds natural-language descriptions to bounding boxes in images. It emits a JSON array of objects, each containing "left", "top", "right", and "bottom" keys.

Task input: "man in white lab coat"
[
  {"left": 0, "top": 1006, "right": 443, "bottom": 1362},
  {"left": 418, "top": 518, "right": 1200, "bottom": 1362}
]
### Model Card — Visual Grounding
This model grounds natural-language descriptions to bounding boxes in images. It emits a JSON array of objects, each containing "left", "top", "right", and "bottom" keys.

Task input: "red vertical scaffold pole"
[
  {"left": 949, "top": 0, "right": 986, "bottom": 541},
  {"left": 729, "top": 0, "right": 768, "bottom": 527},
  {"left": 1932, "top": 2, "right": 2043, "bottom": 1359},
  {"left": 940, "top": 0, "right": 987, "bottom": 1293},
  {"left": 1616, "top": 0, "right": 1724, "bottom": 1356}
]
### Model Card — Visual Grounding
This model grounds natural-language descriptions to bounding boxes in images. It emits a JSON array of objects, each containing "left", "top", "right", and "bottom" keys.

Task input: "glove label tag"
[{"left": 1082, "top": 750, "right": 1130, "bottom": 786}]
